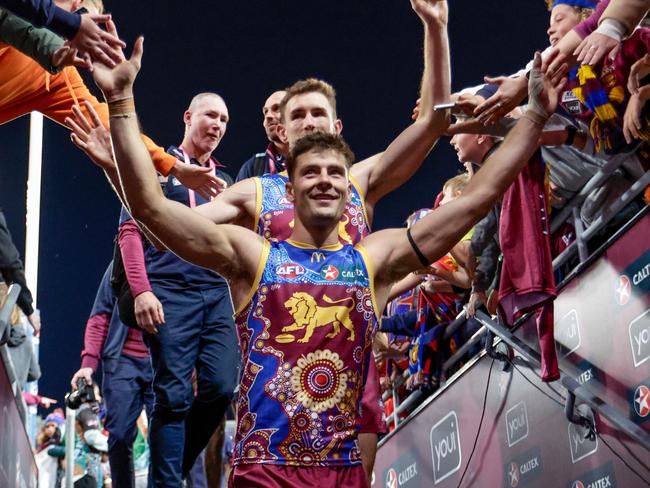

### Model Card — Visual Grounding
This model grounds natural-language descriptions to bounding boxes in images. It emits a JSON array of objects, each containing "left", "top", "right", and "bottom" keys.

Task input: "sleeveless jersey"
[
  {"left": 254, "top": 171, "right": 370, "bottom": 245},
  {"left": 233, "top": 240, "right": 379, "bottom": 467}
]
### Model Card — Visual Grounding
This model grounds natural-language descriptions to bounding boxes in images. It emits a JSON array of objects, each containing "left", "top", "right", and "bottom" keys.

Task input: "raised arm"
[
  {"left": 90, "top": 38, "right": 264, "bottom": 308},
  {"left": 350, "top": 0, "right": 450, "bottom": 210},
  {"left": 364, "top": 51, "right": 567, "bottom": 308}
]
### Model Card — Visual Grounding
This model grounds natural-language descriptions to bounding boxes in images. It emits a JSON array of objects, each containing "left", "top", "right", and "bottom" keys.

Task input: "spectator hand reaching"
[
  {"left": 623, "top": 86, "right": 650, "bottom": 144},
  {"left": 473, "top": 76, "right": 528, "bottom": 126},
  {"left": 628, "top": 54, "right": 650, "bottom": 94},
  {"left": 68, "top": 13, "right": 126, "bottom": 69},
  {"left": 66, "top": 100, "right": 115, "bottom": 170},
  {"left": 53, "top": 46, "right": 91, "bottom": 70},
  {"left": 574, "top": 32, "right": 621, "bottom": 66}
]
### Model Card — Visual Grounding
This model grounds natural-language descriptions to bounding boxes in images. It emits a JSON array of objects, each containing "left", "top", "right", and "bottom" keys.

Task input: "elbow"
[{"left": 128, "top": 202, "right": 162, "bottom": 228}]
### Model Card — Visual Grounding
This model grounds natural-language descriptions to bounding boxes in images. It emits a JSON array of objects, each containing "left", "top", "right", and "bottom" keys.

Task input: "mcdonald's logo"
[{"left": 311, "top": 252, "right": 326, "bottom": 263}]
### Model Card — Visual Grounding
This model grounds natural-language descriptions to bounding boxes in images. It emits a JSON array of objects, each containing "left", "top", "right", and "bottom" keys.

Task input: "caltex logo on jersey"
[
  {"left": 616, "top": 275, "right": 631, "bottom": 305},
  {"left": 321, "top": 265, "right": 339, "bottom": 281},
  {"left": 385, "top": 468, "right": 397, "bottom": 488},
  {"left": 634, "top": 384, "right": 650, "bottom": 418},
  {"left": 276, "top": 263, "right": 305, "bottom": 278}
]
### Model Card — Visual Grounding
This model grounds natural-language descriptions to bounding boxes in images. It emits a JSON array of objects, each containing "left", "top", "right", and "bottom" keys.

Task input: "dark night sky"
[{"left": 0, "top": 1, "right": 549, "bottom": 406}]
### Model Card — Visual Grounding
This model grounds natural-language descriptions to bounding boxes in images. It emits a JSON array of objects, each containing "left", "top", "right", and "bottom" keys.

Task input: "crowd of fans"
[
  {"left": 0, "top": 0, "right": 649, "bottom": 486},
  {"left": 373, "top": 0, "right": 650, "bottom": 426}
]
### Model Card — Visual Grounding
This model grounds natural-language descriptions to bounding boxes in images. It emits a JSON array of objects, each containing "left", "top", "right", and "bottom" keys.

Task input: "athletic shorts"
[{"left": 229, "top": 463, "right": 368, "bottom": 488}]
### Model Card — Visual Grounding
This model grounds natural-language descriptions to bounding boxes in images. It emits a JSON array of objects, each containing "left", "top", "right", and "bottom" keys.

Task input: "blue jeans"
[
  {"left": 103, "top": 354, "right": 154, "bottom": 488},
  {"left": 146, "top": 285, "right": 238, "bottom": 488}
]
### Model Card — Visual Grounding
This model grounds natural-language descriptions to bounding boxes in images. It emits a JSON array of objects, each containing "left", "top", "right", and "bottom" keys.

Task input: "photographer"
[{"left": 70, "top": 261, "right": 153, "bottom": 488}]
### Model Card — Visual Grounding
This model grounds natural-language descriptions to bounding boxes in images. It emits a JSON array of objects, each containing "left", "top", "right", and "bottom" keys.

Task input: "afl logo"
[
  {"left": 279, "top": 196, "right": 292, "bottom": 206},
  {"left": 276, "top": 263, "right": 305, "bottom": 278},
  {"left": 385, "top": 468, "right": 397, "bottom": 488},
  {"left": 572, "top": 481, "right": 585, "bottom": 488},
  {"left": 321, "top": 265, "right": 339, "bottom": 281},
  {"left": 615, "top": 275, "right": 631, "bottom": 306}
]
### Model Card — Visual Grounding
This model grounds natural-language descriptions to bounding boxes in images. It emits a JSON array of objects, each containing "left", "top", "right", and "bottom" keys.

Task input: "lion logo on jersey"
[{"left": 281, "top": 292, "right": 356, "bottom": 343}]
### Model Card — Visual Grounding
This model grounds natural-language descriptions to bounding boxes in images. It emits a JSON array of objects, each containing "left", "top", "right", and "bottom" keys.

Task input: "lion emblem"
[{"left": 281, "top": 292, "right": 356, "bottom": 343}]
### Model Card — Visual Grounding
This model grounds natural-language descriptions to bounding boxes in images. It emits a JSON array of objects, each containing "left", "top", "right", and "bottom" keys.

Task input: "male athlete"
[
  {"left": 71, "top": 0, "right": 452, "bottom": 477},
  {"left": 88, "top": 0, "right": 567, "bottom": 476}
]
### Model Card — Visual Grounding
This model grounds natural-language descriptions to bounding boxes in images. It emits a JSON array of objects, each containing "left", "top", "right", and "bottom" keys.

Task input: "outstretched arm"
[
  {"left": 90, "top": 38, "right": 264, "bottom": 307},
  {"left": 351, "top": 0, "right": 450, "bottom": 210},
  {"left": 364, "top": 50, "right": 567, "bottom": 308}
]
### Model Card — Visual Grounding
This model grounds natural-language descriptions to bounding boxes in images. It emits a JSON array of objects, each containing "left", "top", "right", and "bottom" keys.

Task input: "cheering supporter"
[
  {"left": 0, "top": 1, "right": 224, "bottom": 202},
  {"left": 0, "top": 0, "right": 124, "bottom": 66}
]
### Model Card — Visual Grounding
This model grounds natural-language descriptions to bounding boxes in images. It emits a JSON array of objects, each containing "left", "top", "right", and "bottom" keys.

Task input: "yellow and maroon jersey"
[
  {"left": 254, "top": 172, "right": 370, "bottom": 245},
  {"left": 233, "top": 239, "right": 379, "bottom": 467}
]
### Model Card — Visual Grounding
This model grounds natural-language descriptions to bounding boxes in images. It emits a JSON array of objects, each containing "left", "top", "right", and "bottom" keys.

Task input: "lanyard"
[{"left": 179, "top": 146, "right": 216, "bottom": 208}]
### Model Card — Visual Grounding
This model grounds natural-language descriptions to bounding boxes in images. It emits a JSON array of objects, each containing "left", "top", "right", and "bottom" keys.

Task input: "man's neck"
[
  {"left": 273, "top": 141, "right": 289, "bottom": 157},
  {"left": 180, "top": 138, "right": 212, "bottom": 165}
]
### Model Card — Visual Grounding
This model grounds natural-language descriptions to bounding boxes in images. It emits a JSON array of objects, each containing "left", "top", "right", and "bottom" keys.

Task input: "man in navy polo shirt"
[
  {"left": 119, "top": 92, "right": 238, "bottom": 487},
  {"left": 236, "top": 90, "right": 289, "bottom": 181}
]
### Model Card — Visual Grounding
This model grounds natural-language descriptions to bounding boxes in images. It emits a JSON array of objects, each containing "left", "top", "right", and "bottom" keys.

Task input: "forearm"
[
  {"left": 359, "top": 19, "right": 449, "bottom": 203},
  {"left": 80, "top": 313, "right": 110, "bottom": 372},
  {"left": 0, "top": 7, "right": 64, "bottom": 73},
  {"left": 387, "top": 272, "right": 422, "bottom": 302},
  {"left": 118, "top": 221, "right": 152, "bottom": 297},
  {"left": 0, "top": 0, "right": 79, "bottom": 39}
]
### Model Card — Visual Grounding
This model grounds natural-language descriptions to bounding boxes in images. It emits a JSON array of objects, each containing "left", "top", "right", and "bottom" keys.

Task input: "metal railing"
[
  {"left": 379, "top": 162, "right": 650, "bottom": 436},
  {"left": 0, "top": 283, "right": 28, "bottom": 423}
]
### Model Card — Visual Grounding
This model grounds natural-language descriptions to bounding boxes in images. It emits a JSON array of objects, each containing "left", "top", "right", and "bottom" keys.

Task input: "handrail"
[
  {"left": 473, "top": 310, "right": 650, "bottom": 452},
  {"left": 0, "top": 283, "right": 28, "bottom": 422},
  {"left": 0, "top": 283, "right": 21, "bottom": 344},
  {"left": 553, "top": 169, "right": 650, "bottom": 269}
]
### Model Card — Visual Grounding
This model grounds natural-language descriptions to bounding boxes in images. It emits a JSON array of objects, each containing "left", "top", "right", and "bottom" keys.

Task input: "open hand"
[
  {"left": 526, "top": 49, "right": 568, "bottom": 122},
  {"left": 65, "top": 100, "right": 115, "bottom": 170},
  {"left": 171, "top": 163, "right": 228, "bottom": 200},
  {"left": 574, "top": 32, "right": 621, "bottom": 66},
  {"left": 92, "top": 24, "right": 142, "bottom": 102},
  {"left": 410, "top": 0, "right": 448, "bottom": 25},
  {"left": 68, "top": 13, "right": 126, "bottom": 68},
  {"left": 474, "top": 76, "right": 528, "bottom": 126}
]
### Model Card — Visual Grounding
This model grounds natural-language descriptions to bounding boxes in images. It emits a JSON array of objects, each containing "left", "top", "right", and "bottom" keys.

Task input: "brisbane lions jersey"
[
  {"left": 254, "top": 171, "right": 370, "bottom": 245},
  {"left": 232, "top": 239, "right": 378, "bottom": 467}
]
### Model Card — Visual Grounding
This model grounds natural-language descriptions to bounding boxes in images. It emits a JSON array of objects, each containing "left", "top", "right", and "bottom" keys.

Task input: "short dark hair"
[
  {"left": 285, "top": 133, "right": 355, "bottom": 180},
  {"left": 280, "top": 78, "right": 337, "bottom": 122}
]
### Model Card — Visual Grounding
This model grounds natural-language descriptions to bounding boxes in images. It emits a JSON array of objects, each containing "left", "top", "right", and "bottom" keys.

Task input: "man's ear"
[
  {"left": 286, "top": 181, "right": 295, "bottom": 202},
  {"left": 277, "top": 123, "right": 288, "bottom": 144},
  {"left": 334, "top": 119, "right": 343, "bottom": 135},
  {"left": 183, "top": 110, "right": 192, "bottom": 127}
]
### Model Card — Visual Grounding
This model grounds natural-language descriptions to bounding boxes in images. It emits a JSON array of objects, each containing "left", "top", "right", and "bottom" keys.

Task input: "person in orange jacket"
[{"left": 0, "top": 0, "right": 224, "bottom": 199}]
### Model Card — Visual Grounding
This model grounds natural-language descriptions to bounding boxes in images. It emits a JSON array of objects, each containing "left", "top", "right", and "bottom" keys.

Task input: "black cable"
[
  {"left": 457, "top": 358, "right": 495, "bottom": 488},
  {"left": 509, "top": 357, "right": 650, "bottom": 485},
  {"left": 597, "top": 431, "right": 650, "bottom": 486},
  {"left": 508, "top": 358, "right": 565, "bottom": 407}
]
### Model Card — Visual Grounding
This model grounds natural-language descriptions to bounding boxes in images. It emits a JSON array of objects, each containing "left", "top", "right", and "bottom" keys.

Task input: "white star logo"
[
  {"left": 634, "top": 385, "right": 650, "bottom": 418},
  {"left": 508, "top": 462, "right": 520, "bottom": 487},
  {"left": 322, "top": 265, "right": 339, "bottom": 281},
  {"left": 615, "top": 275, "right": 631, "bottom": 305}
]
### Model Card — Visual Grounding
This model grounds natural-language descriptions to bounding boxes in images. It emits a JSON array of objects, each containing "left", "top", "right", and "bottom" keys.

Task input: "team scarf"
[{"left": 570, "top": 64, "right": 624, "bottom": 152}]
